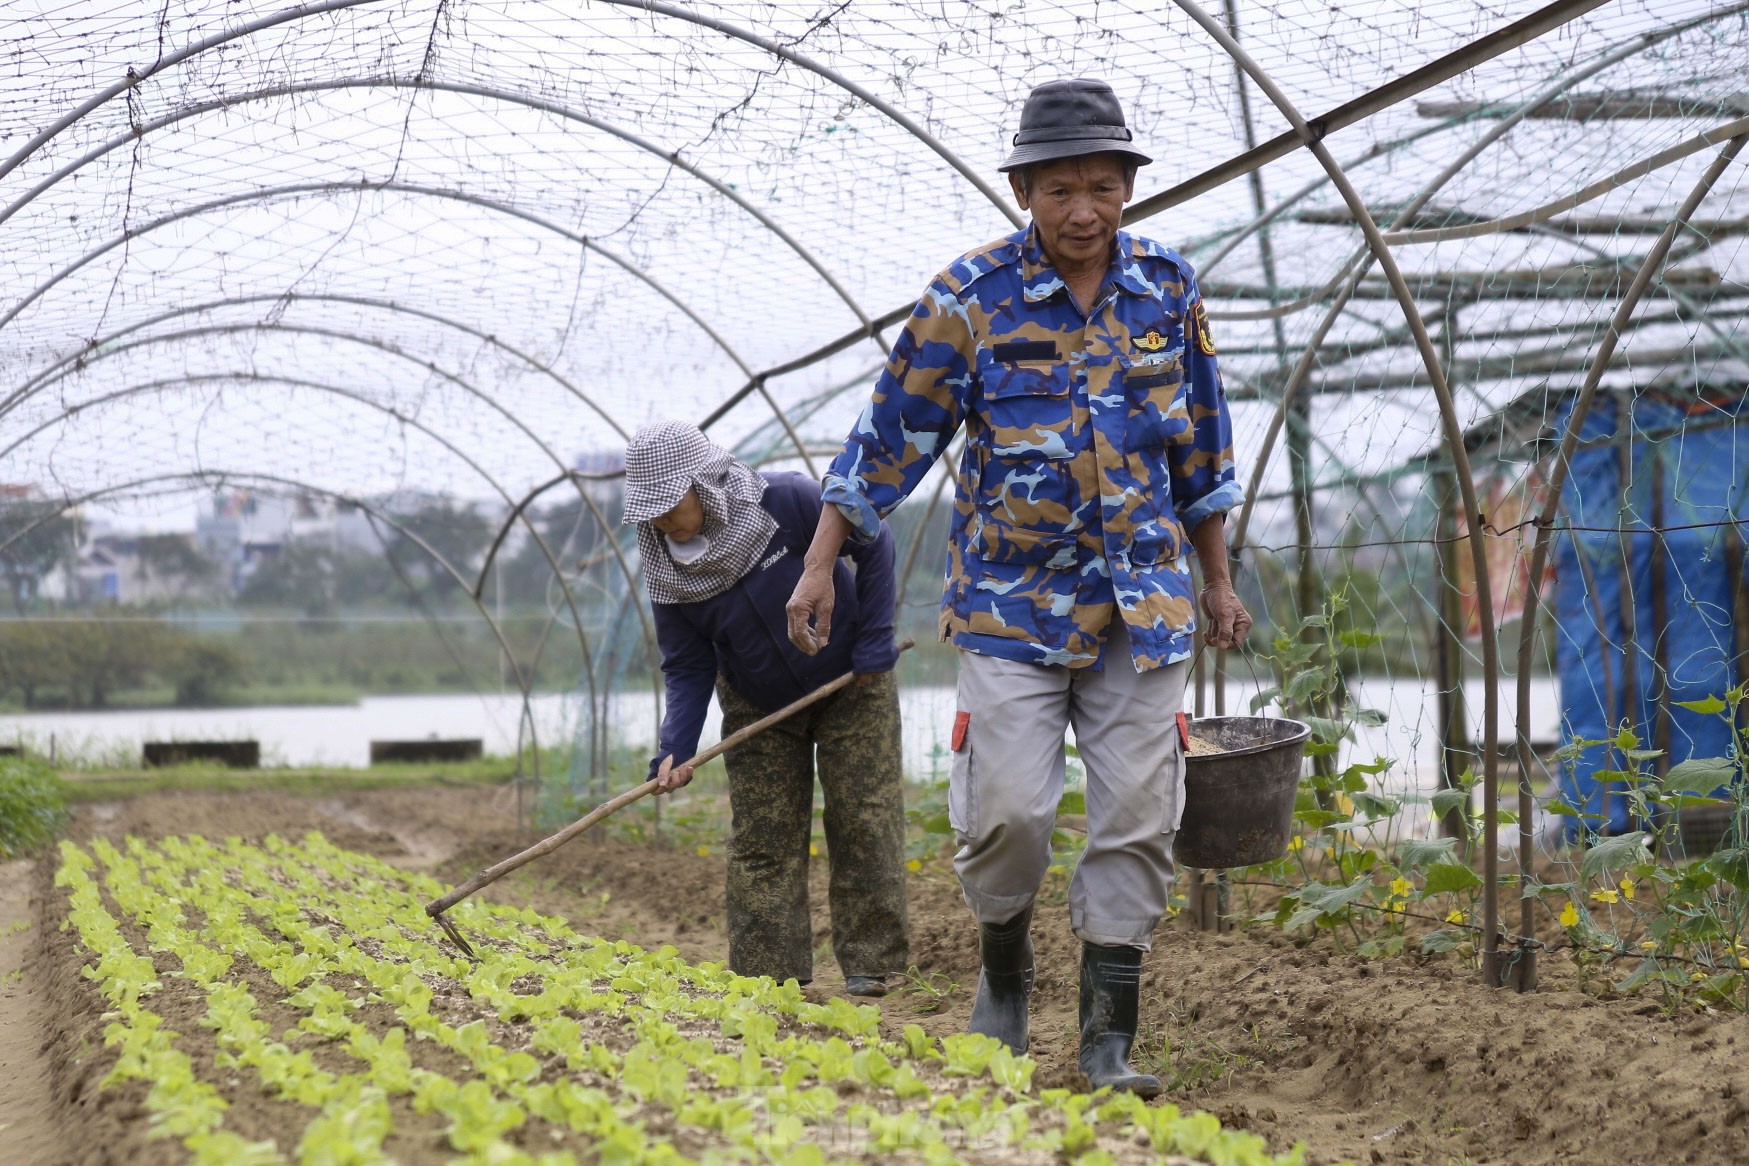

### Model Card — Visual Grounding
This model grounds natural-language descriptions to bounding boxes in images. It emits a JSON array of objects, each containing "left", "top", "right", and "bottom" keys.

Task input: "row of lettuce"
[{"left": 58, "top": 832, "right": 1305, "bottom": 1165}]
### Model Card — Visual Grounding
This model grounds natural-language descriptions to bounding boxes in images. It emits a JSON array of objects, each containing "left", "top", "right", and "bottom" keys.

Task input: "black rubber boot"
[
  {"left": 1078, "top": 943, "right": 1162, "bottom": 1098},
  {"left": 967, "top": 906, "right": 1033, "bottom": 1052}
]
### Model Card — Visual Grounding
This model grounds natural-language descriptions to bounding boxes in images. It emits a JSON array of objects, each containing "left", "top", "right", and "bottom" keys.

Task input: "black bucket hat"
[{"left": 999, "top": 78, "right": 1152, "bottom": 173}]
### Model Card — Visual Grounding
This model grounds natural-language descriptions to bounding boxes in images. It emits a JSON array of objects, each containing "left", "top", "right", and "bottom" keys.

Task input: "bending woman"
[{"left": 624, "top": 420, "right": 909, "bottom": 996}]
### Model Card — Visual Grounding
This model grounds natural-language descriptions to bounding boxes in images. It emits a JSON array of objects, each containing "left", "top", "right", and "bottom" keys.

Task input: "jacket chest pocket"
[
  {"left": 1122, "top": 356, "right": 1193, "bottom": 454},
  {"left": 978, "top": 353, "right": 1074, "bottom": 461}
]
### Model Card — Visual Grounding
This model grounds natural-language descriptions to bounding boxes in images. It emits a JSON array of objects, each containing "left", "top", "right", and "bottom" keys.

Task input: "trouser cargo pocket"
[{"left": 949, "top": 713, "right": 978, "bottom": 842}]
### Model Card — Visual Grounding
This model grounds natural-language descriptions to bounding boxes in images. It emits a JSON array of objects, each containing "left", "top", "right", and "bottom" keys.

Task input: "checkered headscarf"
[{"left": 622, "top": 421, "right": 778, "bottom": 604}]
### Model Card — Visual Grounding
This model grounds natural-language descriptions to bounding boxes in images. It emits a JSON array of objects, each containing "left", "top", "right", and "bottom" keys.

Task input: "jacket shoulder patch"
[{"left": 1192, "top": 299, "right": 1217, "bottom": 356}]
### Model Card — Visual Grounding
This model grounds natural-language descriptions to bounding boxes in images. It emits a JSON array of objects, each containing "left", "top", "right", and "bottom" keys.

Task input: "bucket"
[{"left": 1175, "top": 715, "right": 1311, "bottom": 869}]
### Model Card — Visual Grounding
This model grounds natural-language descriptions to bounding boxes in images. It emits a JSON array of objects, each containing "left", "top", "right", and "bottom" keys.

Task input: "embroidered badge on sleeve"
[{"left": 1193, "top": 299, "right": 1217, "bottom": 356}]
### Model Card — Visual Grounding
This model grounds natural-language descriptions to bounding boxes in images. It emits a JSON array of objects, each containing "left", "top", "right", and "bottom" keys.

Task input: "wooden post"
[{"left": 1433, "top": 458, "right": 1472, "bottom": 844}]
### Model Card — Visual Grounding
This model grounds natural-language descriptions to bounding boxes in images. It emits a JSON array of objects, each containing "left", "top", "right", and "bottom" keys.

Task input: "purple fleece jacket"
[{"left": 648, "top": 471, "right": 899, "bottom": 775}]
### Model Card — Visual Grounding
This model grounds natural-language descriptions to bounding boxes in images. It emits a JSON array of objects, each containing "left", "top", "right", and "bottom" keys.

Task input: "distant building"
[
  {"left": 73, "top": 532, "right": 209, "bottom": 606},
  {"left": 197, "top": 489, "right": 343, "bottom": 590}
]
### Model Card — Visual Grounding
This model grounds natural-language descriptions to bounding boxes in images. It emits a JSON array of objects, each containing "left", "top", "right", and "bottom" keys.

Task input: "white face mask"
[{"left": 666, "top": 533, "right": 713, "bottom": 565}]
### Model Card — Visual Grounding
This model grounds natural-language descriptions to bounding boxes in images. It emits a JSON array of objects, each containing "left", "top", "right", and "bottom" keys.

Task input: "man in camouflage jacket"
[{"left": 787, "top": 79, "right": 1252, "bottom": 1097}]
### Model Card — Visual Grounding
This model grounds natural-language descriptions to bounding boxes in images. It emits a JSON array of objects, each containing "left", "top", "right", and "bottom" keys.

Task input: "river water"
[{"left": 1, "top": 676, "right": 1562, "bottom": 795}]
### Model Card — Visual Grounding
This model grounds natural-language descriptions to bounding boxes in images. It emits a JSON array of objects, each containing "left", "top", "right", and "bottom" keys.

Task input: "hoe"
[{"left": 425, "top": 639, "right": 915, "bottom": 957}]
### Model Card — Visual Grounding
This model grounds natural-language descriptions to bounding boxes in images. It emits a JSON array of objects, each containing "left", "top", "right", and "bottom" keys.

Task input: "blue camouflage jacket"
[{"left": 823, "top": 224, "right": 1244, "bottom": 671}]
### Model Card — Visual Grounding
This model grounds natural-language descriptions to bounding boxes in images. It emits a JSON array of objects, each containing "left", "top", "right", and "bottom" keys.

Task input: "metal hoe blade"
[{"left": 431, "top": 909, "right": 477, "bottom": 959}]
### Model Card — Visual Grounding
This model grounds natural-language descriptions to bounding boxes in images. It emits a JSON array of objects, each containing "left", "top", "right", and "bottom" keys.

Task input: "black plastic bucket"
[{"left": 1175, "top": 715, "right": 1311, "bottom": 869}]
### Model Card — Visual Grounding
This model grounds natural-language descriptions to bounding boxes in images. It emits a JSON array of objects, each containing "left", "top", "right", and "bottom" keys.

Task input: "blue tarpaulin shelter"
[{"left": 1551, "top": 384, "right": 1747, "bottom": 835}]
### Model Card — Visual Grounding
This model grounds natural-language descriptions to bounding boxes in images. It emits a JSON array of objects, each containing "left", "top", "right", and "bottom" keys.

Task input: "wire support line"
[
  {"left": 593, "top": 0, "right": 1024, "bottom": 229},
  {"left": 0, "top": 0, "right": 384, "bottom": 185},
  {"left": 1123, "top": 0, "right": 1615, "bottom": 224},
  {"left": 1384, "top": 113, "right": 1749, "bottom": 245},
  {"left": 1237, "top": 515, "right": 1749, "bottom": 557}
]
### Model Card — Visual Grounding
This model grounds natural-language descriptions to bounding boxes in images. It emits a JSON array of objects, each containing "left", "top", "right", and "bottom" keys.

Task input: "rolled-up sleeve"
[
  {"left": 824, "top": 281, "right": 973, "bottom": 543},
  {"left": 1171, "top": 268, "right": 1245, "bottom": 529}
]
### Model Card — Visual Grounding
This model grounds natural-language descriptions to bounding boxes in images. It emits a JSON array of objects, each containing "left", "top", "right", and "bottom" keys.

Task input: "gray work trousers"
[{"left": 949, "top": 620, "right": 1187, "bottom": 949}]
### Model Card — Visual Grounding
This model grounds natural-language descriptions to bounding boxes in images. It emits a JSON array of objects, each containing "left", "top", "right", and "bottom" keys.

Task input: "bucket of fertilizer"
[{"left": 1175, "top": 715, "right": 1311, "bottom": 869}]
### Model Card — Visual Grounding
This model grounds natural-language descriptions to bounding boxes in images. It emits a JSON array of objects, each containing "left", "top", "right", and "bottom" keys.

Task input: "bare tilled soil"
[{"left": 9, "top": 783, "right": 1747, "bottom": 1165}]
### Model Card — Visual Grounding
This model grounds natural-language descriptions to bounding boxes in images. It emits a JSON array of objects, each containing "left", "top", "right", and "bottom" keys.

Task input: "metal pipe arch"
[
  {"left": 1, "top": 366, "right": 616, "bottom": 753},
  {"left": 0, "top": 316, "right": 665, "bottom": 705},
  {"left": 1199, "top": 106, "right": 1749, "bottom": 320},
  {"left": 0, "top": 175, "right": 819, "bottom": 474},
  {"left": 9, "top": 0, "right": 1746, "bottom": 827},
  {"left": 10, "top": 1, "right": 1741, "bottom": 373},
  {"left": 2, "top": 368, "right": 598, "bottom": 654},
  {"left": 0, "top": 76, "right": 882, "bottom": 356},
  {"left": 1171, "top": 0, "right": 1510, "bottom": 981},
  {"left": 4, "top": 287, "right": 627, "bottom": 440},
  {"left": 5, "top": 320, "right": 578, "bottom": 473},
  {"left": 595, "top": 0, "right": 1024, "bottom": 230},
  {"left": 0, "top": 468, "right": 537, "bottom": 719},
  {"left": 0, "top": 13, "right": 1024, "bottom": 459},
  {"left": 1184, "top": 1, "right": 1749, "bottom": 333},
  {"left": 0, "top": 0, "right": 385, "bottom": 185},
  {"left": 1222, "top": 10, "right": 1728, "bottom": 557},
  {"left": 691, "top": 4, "right": 1749, "bottom": 448},
  {"left": 1508, "top": 134, "right": 1748, "bottom": 946}
]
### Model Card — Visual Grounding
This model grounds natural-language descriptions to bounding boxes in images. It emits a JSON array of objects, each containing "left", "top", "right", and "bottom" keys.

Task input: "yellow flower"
[
  {"left": 1445, "top": 909, "right": 1467, "bottom": 925},
  {"left": 1335, "top": 793, "right": 1355, "bottom": 815},
  {"left": 1590, "top": 889, "right": 1619, "bottom": 905},
  {"left": 809, "top": 843, "right": 819, "bottom": 857},
  {"left": 1738, "top": 955, "right": 1749, "bottom": 970},
  {"left": 905, "top": 858, "right": 922, "bottom": 873},
  {"left": 1690, "top": 971, "right": 1707, "bottom": 983},
  {"left": 1619, "top": 877, "right": 1635, "bottom": 901},
  {"left": 1386, "top": 898, "right": 1407, "bottom": 913},
  {"left": 1288, "top": 835, "right": 1306, "bottom": 852},
  {"left": 696, "top": 845, "right": 710, "bottom": 857},
  {"left": 1390, "top": 877, "right": 1412, "bottom": 899},
  {"left": 1559, "top": 902, "right": 1579, "bottom": 928},
  {"left": 1639, "top": 940, "right": 1657, "bottom": 950}
]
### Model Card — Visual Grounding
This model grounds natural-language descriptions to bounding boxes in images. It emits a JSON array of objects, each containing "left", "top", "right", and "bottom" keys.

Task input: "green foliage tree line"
[{"left": 0, "top": 621, "right": 240, "bottom": 708}]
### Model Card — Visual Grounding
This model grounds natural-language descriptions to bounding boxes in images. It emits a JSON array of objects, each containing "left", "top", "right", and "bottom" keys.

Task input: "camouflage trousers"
[{"left": 716, "top": 670, "right": 910, "bottom": 984}]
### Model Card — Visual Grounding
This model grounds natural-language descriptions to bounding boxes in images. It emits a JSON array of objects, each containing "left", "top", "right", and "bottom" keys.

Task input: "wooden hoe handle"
[{"left": 425, "top": 638, "right": 916, "bottom": 923}]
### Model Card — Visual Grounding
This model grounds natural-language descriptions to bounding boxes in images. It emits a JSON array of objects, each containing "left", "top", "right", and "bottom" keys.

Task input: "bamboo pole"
[{"left": 424, "top": 639, "right": 916, "bottom": 936}]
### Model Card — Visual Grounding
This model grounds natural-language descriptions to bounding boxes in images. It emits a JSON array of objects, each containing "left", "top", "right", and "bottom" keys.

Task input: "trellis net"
[{"left": 1, "top": 0, "right": 1746, "bottom": 991}]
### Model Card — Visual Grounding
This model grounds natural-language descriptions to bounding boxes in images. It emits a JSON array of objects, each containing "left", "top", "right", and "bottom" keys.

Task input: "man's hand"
[
  {"left": 654, "top": 754, "right": 695, "bottom": 793},
  {"left": 789, "top": 503, "right": 854, "bottom": 654},
  {"left": 786, "top": 564, "right": 835, "bottom": 655},
  {"left": 1200, "top": 582, "right": 1253, "bottom": 651}
]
